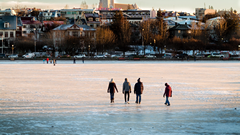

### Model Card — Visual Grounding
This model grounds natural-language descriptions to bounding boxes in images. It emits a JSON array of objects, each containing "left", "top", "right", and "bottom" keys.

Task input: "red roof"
[
  {"left": 43, "top": 21, "right": 65, "bottom": 27},
  {"left": 21, "top": 17, "right": 42, "bottom": 25}
]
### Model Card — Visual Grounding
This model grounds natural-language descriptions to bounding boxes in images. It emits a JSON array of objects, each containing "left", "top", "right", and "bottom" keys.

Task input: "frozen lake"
[{"left": 0, "top": 60, "right": 240, "bottom": 134}]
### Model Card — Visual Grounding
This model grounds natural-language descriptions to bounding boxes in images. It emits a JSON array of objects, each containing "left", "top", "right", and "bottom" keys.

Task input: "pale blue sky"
[{"left": 1, "top": 0, "right": 239, "bottom": 13}]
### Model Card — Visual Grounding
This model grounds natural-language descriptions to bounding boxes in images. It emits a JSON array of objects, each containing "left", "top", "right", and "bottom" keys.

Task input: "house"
[
  {"left": 21, "top": 17, "right": 42, "bottom": 37},
  {"left": 0, "top": 16, "right": 17, "bottom": 53},
  {"left": 98, "top": 9, "right": 150, "bottom": 25},
  {"left": 52, "top": 24, "right": 96, "bottom": 48},
  {"left": 38, "top": 10, "right": 61, "bottom": 22},
  {"left": 60, "top": 8, "right": 95, "bottom": 19},
  {"left": 84, "top": 13, "right": 101, "bottom": 28},
  {"left": 195, "top": 8, "right": 215, "bottom": 20},
  {"left": 0, "top": 9, "right": 17, "bottom": 16},
  {"left": 168, "top": 23, "right": 192, "bottom": 39}
]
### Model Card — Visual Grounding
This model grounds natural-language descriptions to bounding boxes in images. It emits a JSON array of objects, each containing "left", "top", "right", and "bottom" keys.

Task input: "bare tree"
[{"left": 96, "top": 26, "right": 115, "bottom": 54}]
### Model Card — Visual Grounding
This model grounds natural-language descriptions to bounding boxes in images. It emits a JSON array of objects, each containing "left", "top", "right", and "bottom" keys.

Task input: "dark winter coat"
[
  {"left": 134, "top": 81, "right": 144, "bottom": 95},
  {"left": 164, "top": 85, "right": 172, "bottom": 97},
  {"left": 107, "top": 82, "right": 118, "bottom": 93}
]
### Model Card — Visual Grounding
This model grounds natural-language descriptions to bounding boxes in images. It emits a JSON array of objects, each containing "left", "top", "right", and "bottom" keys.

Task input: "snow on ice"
[{"left": 0, "top": 60, "right": 240, "bottom": 134}]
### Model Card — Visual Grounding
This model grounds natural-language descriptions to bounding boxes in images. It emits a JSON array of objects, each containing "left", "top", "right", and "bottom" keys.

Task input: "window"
[
  {"left": 23, "top": 25, "right": 26, "bottom": 28},
  {"left": 72, "top": 11, "right": 77, "bottom": 14},
  {"left": 10, "top": 32, "right": 14, "bottom": 37},
  {"left": 5, "top": 32, "right": 8, "bottom": 37},
  {"left": 67, "top": 12, "right": 72, "bottom": 15},
  {"left": 96, "top": 18, "right": 99, "bottom": 21},
  {"left": 61, "top": 11, "right": 66, "bottom": 15},
  {"left": 4, "top": 23, "right": 9, "bottom": 28},
  {"left": 23, "top": 31, "right": 27, "bottom": 34},
  {"left": 0, "top": 32, "right": 3, "bottom": 36},
  {"left": 90, "top": 24, "right": 94, "bottom": 27},
  {"left": 89, "top": 18, "right": 93, "bottom": 21},
  {"left": 72, "top": 31, "right": 78, "bottom": 37}
]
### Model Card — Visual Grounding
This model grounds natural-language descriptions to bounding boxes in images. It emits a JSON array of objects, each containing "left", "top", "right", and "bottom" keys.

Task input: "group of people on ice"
[{"left": 107, "top": 78, "right": 172, "bottom": 106}]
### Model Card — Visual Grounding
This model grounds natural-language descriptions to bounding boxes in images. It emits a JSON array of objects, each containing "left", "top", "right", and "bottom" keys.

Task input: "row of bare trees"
[
  {"left": 95, "top": 9, "right": 240, "bottom": 55},
  {"left": 12, "top": 10, "right": 240, "bottom": 56}
]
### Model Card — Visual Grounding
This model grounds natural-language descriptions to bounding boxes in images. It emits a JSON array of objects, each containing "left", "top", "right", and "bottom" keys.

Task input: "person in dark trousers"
[
  {"left": 73, "top": 57, "right": 76, "bottom": 64},
  {"left": 134, "top": 78, "right": 144, "bottom": 104},
  {"left": 107, "top": 78, "right": 118, "bottom": 103},
  {"left": 123, "top": 78, "right": 131, "bottom": 104},
  {"left": 53, "top": 59, "right": 56, "bottom": 66},
  {"left": 82, "top": 57, "right": 84, "bottom": 63},
  {"left": 163, "top": 83, "right": 172, "bottom": 106}
]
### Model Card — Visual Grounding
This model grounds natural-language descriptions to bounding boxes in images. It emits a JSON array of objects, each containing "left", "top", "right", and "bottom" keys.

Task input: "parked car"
[
  {"left": 22, "top": 53, "right": 35, "bottom": 58},
  {"left": 0, "top": 53, "right": 6, "bottom": 58},
  {"left": 8, "top": 54, "right": 18, "bottom": 58},
  {"left": 110, "top": 54, "right": 122, "bottom": 58},
  {"left": 209, "top": 53, "right": 224, "bottom": 58},
  {"left": 145, "top": 54, "right": 156, "bottom": 58},
  {"left": 195, "top": 54, "right": 205, "bottom": 58},
  {"left": 94, "top": 54, "right": 107, "bottom": 58},
  {"left": 74, "top": 54, "right": 86, "bottom": 58},
  {"left": 162, "top": 54, "right": 172, "bottom": 59},
  {"left": 175, "top": 53, "right": 188, "bottom": 59}
]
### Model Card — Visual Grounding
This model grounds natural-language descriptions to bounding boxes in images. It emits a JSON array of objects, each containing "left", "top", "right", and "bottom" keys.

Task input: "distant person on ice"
[
  {"left": 46, "top": 57, "right": 49, "bottom": 64},
  {"left": 123, "top": 78, "right": 131, "bottom": 104},
  {"left": 163, "top": 83, "right": 172, "bottom": 106},
  {"left": 73, "top": 57, "right": 76, "bottom": 64},
  {"left": 107, "top": 78, "right": 118, "bottom": 103},
  {"left": 134, "top": 78, "right": 144, "bottom": 104}
]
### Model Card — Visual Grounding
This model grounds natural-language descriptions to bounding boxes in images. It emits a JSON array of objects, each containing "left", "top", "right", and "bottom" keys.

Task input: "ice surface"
[{"left": 0, "top": 60, "right": 240, "bottom": 134}]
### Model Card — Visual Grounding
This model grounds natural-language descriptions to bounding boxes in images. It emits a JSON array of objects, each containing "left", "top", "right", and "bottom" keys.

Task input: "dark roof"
[
  {"left": 0, "top": 16, "right": 17, "bottom": 30},
  {"left": 169, "top": 24, "right": 191, "bottom": 30},
  {"left": 53, "top": 24, "right": 96, "bottom": 31},
  {"left": 85, "top": 13, "right": 99, "bottom": 18}
]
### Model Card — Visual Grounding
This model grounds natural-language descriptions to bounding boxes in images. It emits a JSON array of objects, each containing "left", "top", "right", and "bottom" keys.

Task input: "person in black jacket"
[
  {"left": 134, "top": 78, "right": 144, "bottom": 104},
  {"left": 107, "top": 78, "right": 118, "bottom": 103}
]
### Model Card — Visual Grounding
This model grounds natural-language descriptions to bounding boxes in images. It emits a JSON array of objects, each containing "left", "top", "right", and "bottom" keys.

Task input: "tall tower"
[
  {"left": 110, "top": 0, "right": 114, "bottom": 8},
  {"left": 99, "top": 0, "right": 114, "bottom": 8},
  {"left": 101, "top": 0, "right": 110, "bottom": 8}
]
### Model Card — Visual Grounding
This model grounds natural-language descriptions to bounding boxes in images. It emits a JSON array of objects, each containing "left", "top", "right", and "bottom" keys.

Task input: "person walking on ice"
[
  {"left": 134, "top": 78, "right": 144, "bottom": 104},
  {"left": 163, "top": 83, "right": 172, "bottom": 106},
  {"left": 123, "top": 78, "right": 131, "bottom": 104},
  {"left": 107, "top": 78, "right": 118, "bottom": 103}
]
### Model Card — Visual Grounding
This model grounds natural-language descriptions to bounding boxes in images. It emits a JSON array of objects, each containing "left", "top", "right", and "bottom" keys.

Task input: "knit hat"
[{"left": 110, "top": 78, "right": 114, "bottom": 82}]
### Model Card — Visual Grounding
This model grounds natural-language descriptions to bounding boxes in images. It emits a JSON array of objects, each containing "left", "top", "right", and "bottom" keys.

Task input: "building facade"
[
  {"left": 0, "top": 16, "right": 17, "bottom": 54},
  {"left": 52, "top": 24, "right": 96, "bottom": 48}
]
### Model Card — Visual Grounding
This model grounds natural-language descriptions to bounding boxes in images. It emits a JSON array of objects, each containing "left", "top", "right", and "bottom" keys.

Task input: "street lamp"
[
  {"left": 12, "top": 45, "right": 14, "bottom": 55},
  {"left": 154, "top": 39, "right": 156, "bottom": 51},
  {"left": 33, "top": 28, "right": 37, "bottom": 53},
  {"left": 88, "top": 45, "right": 90, "bottom": 58},
  {"left": 142, "top": 29, "right": 145, "bottom": 55},
  {"left": 1, "top": 35, "right": 3, "bottom": 54},
  {"left": 238, "top": 45, "right": 240, "bottom": 51}
]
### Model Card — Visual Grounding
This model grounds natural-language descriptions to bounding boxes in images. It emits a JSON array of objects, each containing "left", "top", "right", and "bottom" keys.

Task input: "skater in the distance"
[
  {"left": 122, "top": 78, "right": 131, "bottom": 104},
  {"left": 107, "top": 78, "right": 118, "bottom": 103},
  {"left": 163, "top": 83, "right": 172, "bottom": 106},
  {"left": 46, "top": 57, "right": 49, "bottom": 64},
  {"left": 134, "top": 78, "right": 144, "bottom": 104},
  {"left": 73, "top": 57, "right": 76, "bottom": 64}
]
